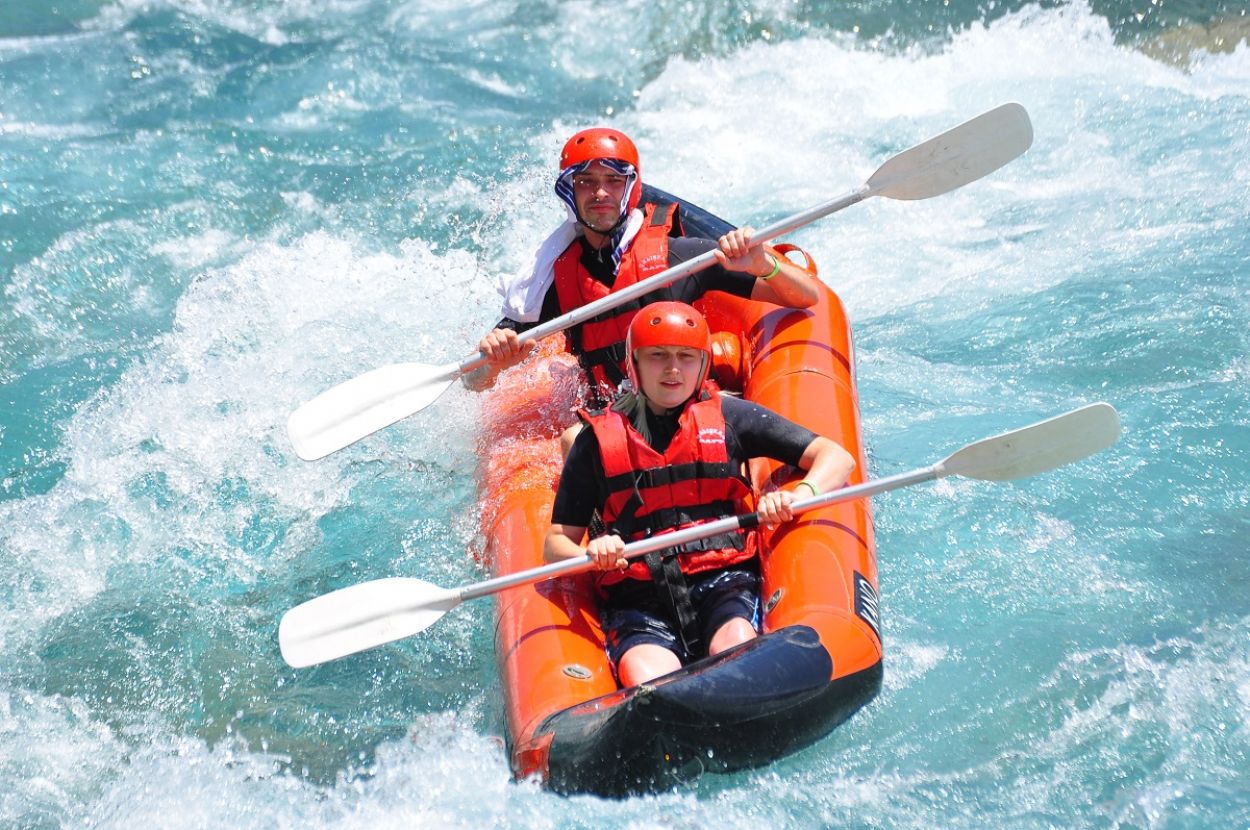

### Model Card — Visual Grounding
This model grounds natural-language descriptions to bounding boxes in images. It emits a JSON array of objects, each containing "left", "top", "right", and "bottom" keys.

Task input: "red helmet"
[
  {"left": 560, "top": 127, "right": 642, "bottom": 215},
  {"left": 625, "top": 301, "right": 711, "bottom": 392},
  {"left": 560, "top": 127, "right": 640, "bottom": 171}
]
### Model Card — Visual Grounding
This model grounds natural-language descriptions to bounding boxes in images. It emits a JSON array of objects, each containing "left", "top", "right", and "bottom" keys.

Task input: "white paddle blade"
[
  {"left": 287, "top": 361, "right": 460, "bottom": 460},
  {"left": 867, "top": 102, "right": 1034, "bottom": 201},
  {"left": 279, "top": 577, "right": 460, "bottom": 668},
  {"left": 939, "top": 402, "right": 1121, "bottom": 482}
]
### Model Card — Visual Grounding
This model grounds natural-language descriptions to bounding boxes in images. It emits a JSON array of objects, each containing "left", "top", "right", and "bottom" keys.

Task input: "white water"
[{"left": 3, "top": 2, "right": 1249, "bottom": 826}]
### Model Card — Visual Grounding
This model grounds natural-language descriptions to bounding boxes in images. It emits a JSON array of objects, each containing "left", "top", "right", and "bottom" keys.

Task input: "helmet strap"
[{"left": 555, "top": 159, "right": 638, "bottom": 245}]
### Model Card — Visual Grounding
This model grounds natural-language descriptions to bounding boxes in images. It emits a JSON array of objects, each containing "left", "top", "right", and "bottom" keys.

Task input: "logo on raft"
[{"left": 854, "top": 571, "right": 881, "bottom": 640}]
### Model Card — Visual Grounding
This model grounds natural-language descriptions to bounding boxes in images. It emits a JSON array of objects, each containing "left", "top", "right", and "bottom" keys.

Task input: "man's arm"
[
  {"left": 714, "top": 227, "right": 819, "bottom": 308},
  {"left": 669, "top": 233, "right": 819, "bottom": 309},
  {"left": 461, "top": 325, "right": 534, "bottom": 391},
  {"left": 463, "top": 282, "right": 567, "bottom": 391}
]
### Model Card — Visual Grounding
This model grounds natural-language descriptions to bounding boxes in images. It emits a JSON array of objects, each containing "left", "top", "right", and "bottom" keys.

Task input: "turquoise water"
[{"left": 3, "top": 0, "right": 1249, "bottom": 826}]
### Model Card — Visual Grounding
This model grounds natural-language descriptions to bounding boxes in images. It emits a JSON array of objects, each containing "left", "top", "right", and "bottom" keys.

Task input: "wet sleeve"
[
  {"left": 720, "top": 396, "right": 818, "bottom": 466},
  {"left": 668, "top": 237, "right": 757, "bottom": 300},
  {"left": 550, "top": 429, "right": 605, "bottom": 527}
]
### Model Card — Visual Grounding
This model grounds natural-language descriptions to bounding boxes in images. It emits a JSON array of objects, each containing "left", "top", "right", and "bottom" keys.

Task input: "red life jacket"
[
  {"left": 580, "top": 387, "right": 756, "bottom": 587},
  {"left": 553, "top": 202, "right": 679, "bottom": 399}
]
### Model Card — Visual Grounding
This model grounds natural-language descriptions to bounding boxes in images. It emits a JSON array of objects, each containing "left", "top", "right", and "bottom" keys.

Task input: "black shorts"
[{"left": 600, "top": 564, "right": 760, "bottom": 668}]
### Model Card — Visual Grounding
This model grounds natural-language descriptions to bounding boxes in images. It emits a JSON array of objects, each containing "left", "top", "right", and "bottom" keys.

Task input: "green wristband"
[
  {"left": 797, "top": 480, "right": 819, "bottom": 497},
  {"left": 758, "top": 253, "right": 781, "bottom": 281}
]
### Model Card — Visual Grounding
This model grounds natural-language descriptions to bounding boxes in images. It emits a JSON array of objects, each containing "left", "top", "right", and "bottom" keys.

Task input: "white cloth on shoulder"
[{"left": 498, "top": 207, "right": 644, "bottom": 323}]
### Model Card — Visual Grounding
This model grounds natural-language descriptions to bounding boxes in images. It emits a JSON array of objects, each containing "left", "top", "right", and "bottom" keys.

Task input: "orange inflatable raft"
[{"left": 474, "top": 191, "right": 881, "bottom": 796}]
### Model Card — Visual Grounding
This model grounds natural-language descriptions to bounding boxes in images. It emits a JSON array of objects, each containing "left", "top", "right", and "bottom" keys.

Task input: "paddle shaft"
[
  {"left": 457, "top": 464, "right": 931, "bottom": 602},
  {"left": 454, "top": 186, "right": 871, "bottom": 375}
]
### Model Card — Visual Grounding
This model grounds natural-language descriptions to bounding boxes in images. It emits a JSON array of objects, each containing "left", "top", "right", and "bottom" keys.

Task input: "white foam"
[
  {"left": 883, "top": 640, "right": 950, "bottom": 692},
  {"left": 0, "top": 229, "right": 494, "bottom": 653},
  {"left": 89, "top": 0, "right": 372, "bottom": 44},
  {"left": 385, "top": 0, "right": 510, "bottom": 32},
  {"left": 75, "top": 714, "right": 513, "bottom": 829},
  {"left": 0, "top": 690, "right": 127, "bottom": 827},
  {"left": 1037, "top": 617, "right": 1250, "bottom": 777},
  {"left": 0, "top": 120, "right": 105, "bottom": 139},
  {"left": 151, "top": 229, "right": 242, "bottom": 270}
]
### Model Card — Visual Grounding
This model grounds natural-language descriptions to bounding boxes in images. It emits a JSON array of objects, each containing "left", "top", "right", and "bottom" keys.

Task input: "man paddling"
[
  {"left": 464, "top": 127, "right": 819, "bottom": 400},
  {"left": 543, "top": 302, "right": 855, "bottom": 687}
]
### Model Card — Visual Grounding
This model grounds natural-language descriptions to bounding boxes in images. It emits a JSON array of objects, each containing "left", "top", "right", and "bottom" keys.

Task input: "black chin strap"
[{"left": 576, "top": 210, "right": 629, "bottom": 252}]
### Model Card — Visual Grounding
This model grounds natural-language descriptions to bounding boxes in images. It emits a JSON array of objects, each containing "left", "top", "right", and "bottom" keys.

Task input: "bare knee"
[
  {"left": 708, "top": 617, "right": 757, "bottom": 656},
  {"left": 617, "top": 644, "right": 681, "bottom": 687}
]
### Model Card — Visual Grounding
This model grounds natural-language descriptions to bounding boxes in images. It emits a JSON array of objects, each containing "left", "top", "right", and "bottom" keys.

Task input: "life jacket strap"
[
  {"left": 577, "top": 339, "right": 629, "bottom": 384},
  {"left": 609, "top": 500, "right": 743, "bottom": 545},
  {"left": 603, "top": 461, "right": 744, "bottom": 495},
  {"left": 643, "top": 549, "right": 701, "bottom": 656}
]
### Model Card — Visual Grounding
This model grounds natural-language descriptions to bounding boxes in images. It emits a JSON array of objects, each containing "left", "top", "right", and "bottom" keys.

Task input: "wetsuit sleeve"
[
  {"left": 668, "top": 236, "right": 757, "bottom": 301},
  {"left": 551, "top": 428, "right": 607, "bottom": 527},
  {"left": 720, "top": 396, "right": 819, "bottom": 467}
]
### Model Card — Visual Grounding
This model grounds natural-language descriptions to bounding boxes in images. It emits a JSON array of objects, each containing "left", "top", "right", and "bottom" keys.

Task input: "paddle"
[
  {"left": 278, "top": 401, "right": 1116, "bottom": 668},
  {"left": 286, "top": 103, "right": 1035, "bottom": 461}
]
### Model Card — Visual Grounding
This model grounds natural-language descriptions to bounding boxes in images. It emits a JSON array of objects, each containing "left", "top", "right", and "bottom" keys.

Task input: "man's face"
[{"left": 571, "top": 160, "right": 629, "bottom": 233}]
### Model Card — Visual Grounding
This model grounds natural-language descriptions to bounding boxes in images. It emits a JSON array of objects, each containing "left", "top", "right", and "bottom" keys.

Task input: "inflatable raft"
[{"left": 474, "top": 187, "right": 881, "bottom": 796}]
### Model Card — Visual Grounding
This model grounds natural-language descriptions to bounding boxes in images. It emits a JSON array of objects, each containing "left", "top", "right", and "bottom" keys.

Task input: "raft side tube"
[{"left": 732, "top": 291, "right": 883, "bottom": 676}]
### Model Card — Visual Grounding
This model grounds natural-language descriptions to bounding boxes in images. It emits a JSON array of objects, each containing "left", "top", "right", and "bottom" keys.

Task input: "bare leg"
[
  {"left": 617, "top": 644, "right": 682, "bottom": 687},
  {"left": 708, "top": 617, "right": 757, "bottom": 656}
]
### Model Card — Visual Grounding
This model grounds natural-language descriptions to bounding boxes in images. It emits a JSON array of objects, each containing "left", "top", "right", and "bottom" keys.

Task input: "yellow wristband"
[
  {"left": 796, "top": 480, "right": 819, "bottom": 497},
  {"left": 758, "top": 253, "right": 780, "bottom": 281}
]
